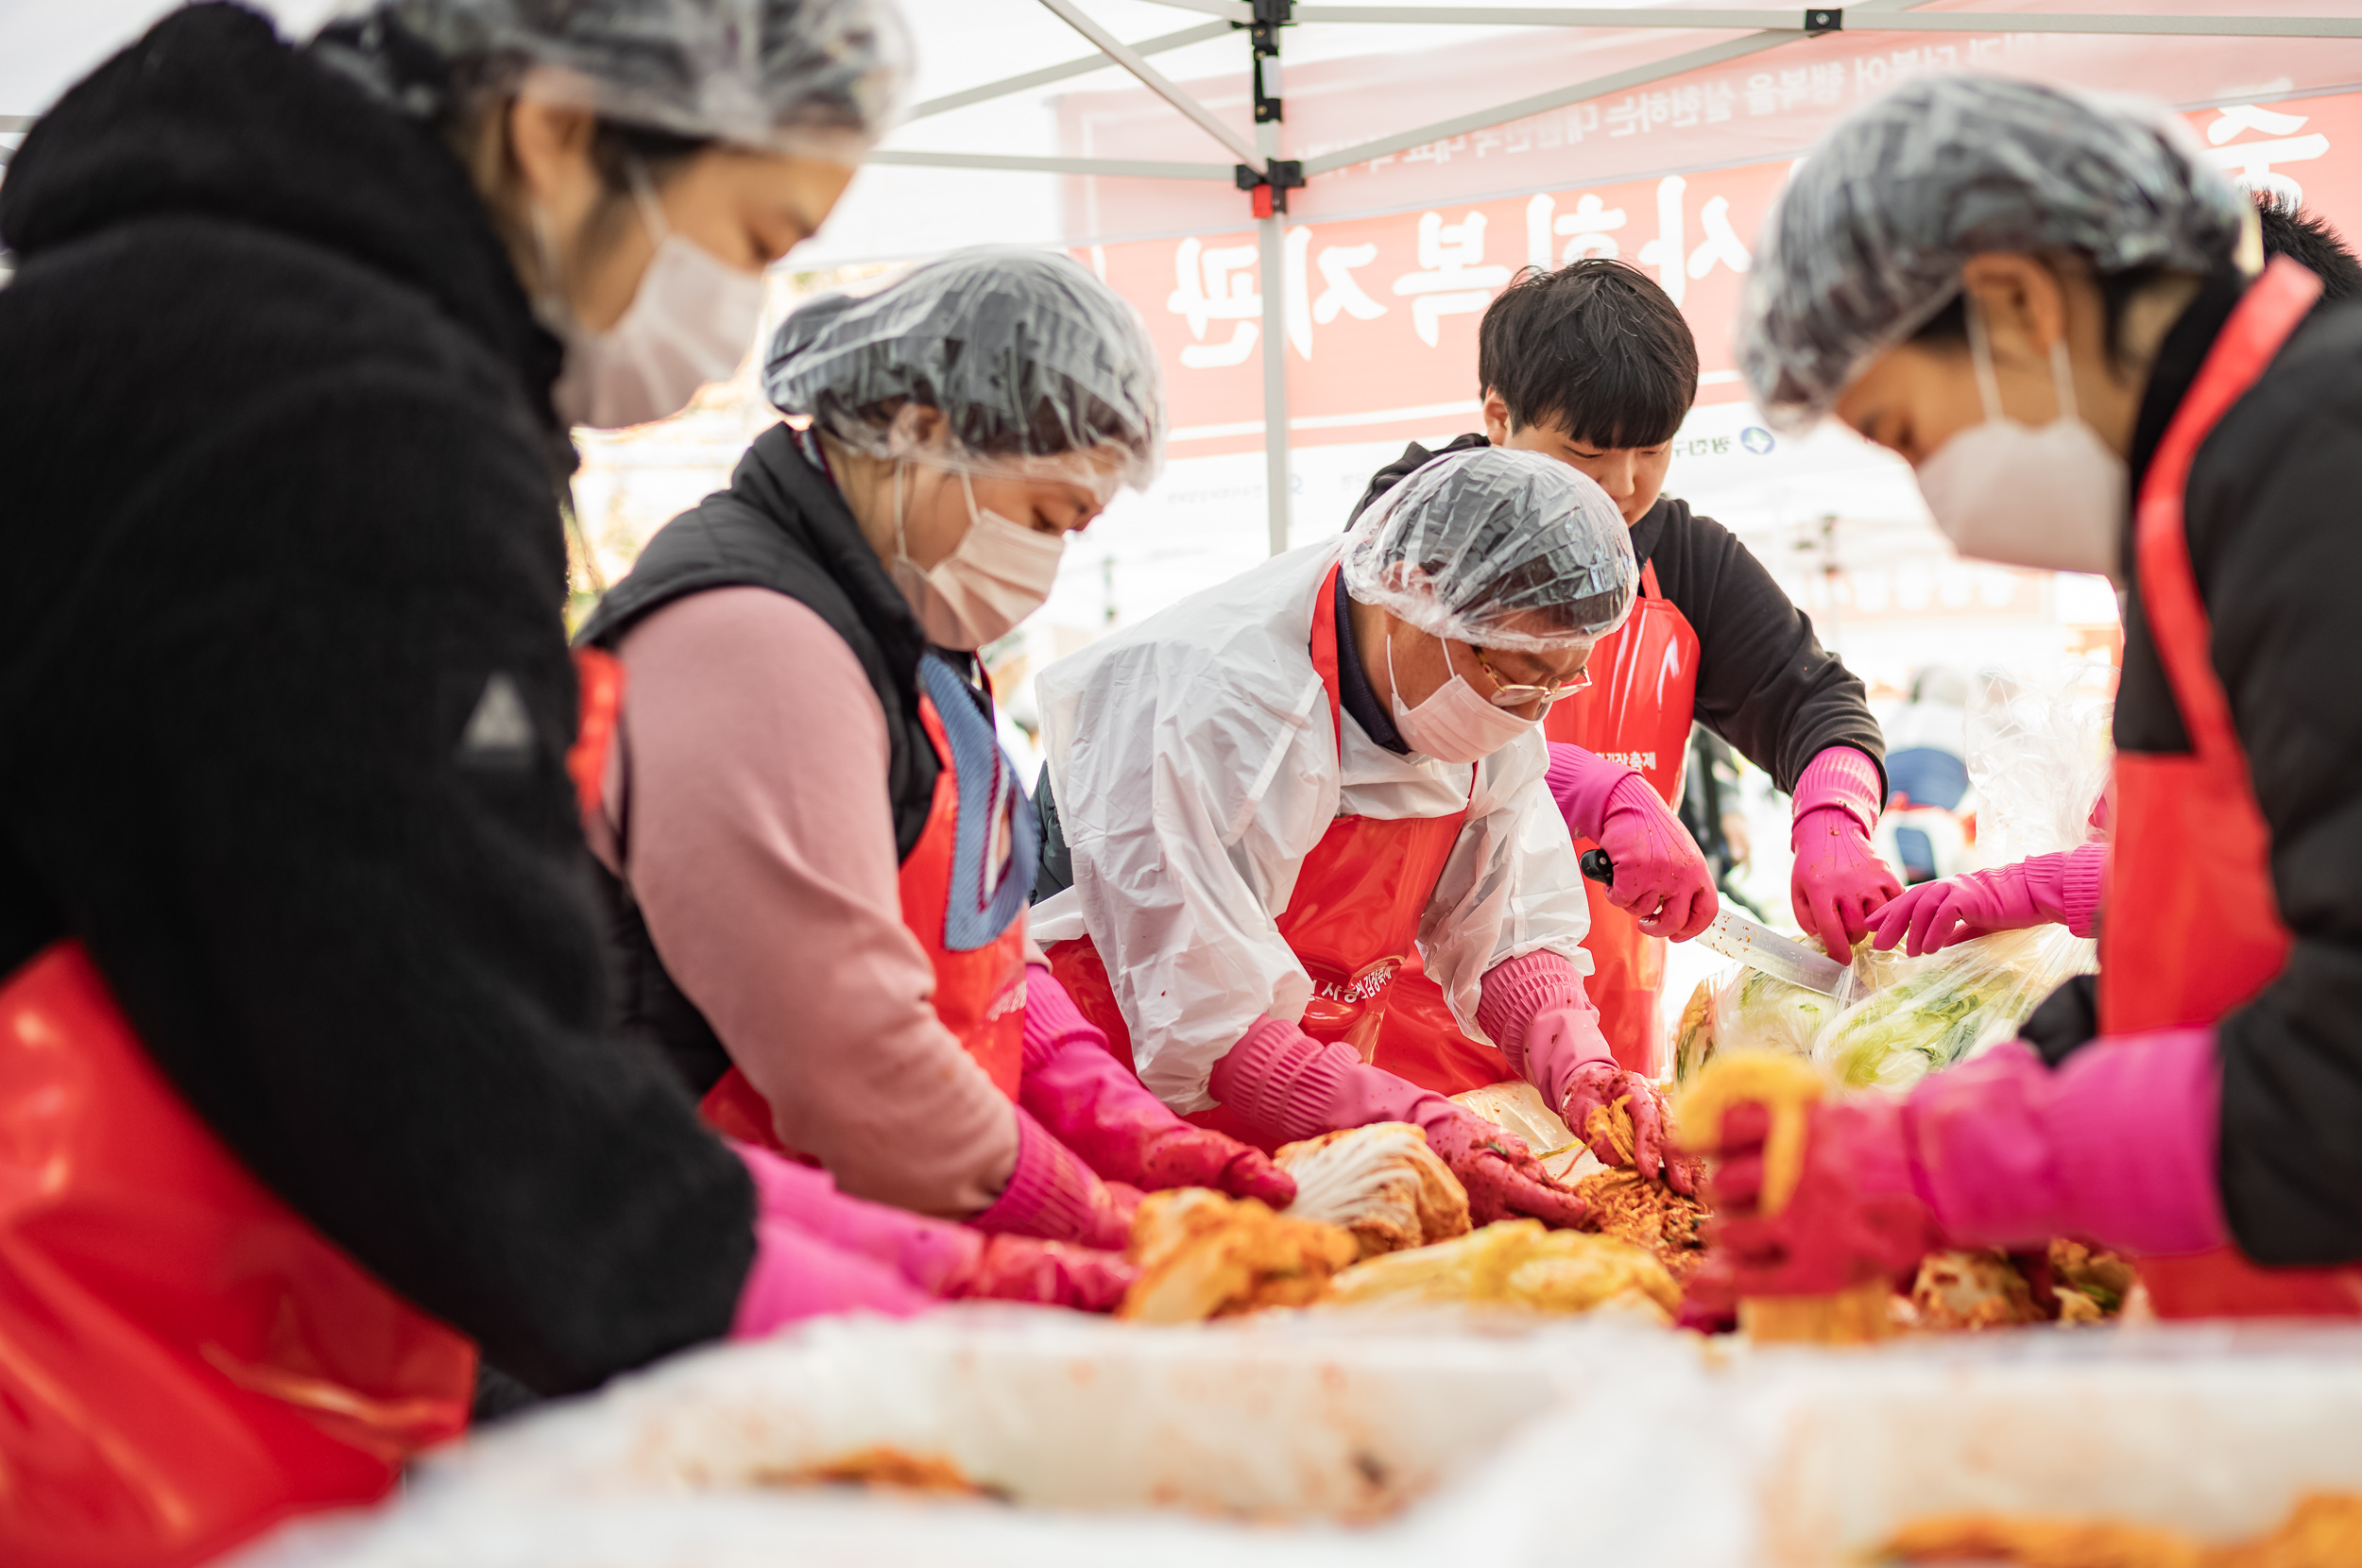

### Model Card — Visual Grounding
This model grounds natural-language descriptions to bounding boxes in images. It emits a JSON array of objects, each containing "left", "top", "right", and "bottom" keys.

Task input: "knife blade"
[{"left": 1579, "top": 848, "right": 1850, "bottom": 997}]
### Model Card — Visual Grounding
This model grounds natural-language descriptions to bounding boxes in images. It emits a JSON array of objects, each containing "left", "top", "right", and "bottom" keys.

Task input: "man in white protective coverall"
[{"left": 1031, "top": 446, "right": 1697, "bottom": 1227}]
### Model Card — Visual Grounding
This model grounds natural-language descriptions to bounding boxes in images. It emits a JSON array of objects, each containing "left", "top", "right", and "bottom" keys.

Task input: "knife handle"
[{"left": 1580, "top": 848, "right": 1615, "bottom": 885}]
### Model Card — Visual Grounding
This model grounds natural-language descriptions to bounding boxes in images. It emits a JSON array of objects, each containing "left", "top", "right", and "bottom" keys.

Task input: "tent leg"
[{"left": 1258, "top": 207, "right": 1290, "bottom": 556}]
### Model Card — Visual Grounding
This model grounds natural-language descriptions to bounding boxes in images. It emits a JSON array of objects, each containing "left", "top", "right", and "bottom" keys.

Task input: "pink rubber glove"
[
  {"left": 1476, "top": 951, "right": 1693, "bottom": 1193},
  {"left": 732, "top": 1144, "right": 1135, "bottom": 1318},
  {"left": 1698, "top": 1096, "right": 1935, "bottom": 1298},
  {"left": 1210, "top": 1017, "right": 1589, "bottom": 1228},
  {"left": 1019, "top": 964, "right": 1296, "bottom": 1206},
  {"left": 1789, "top": 746, "right": 1902, "bottom": 956},
  {"left": 1870, "top": 844, "right": 2107, "bottom": 956},
  {"left": 968, "top": 1106, "right": 1138, "bottom": 1252},
  {"left": 1703, "top": 1030, "right": 2227, "bottom": 1299},
  {"left": 1902, "top": 1031, "right": 2226, "bottom": 1256},
  {"left": 1546, "top": 744, "right": 1716, "bottom": 941},
  {"left": 731, "top": 1219, "right": 934, "bottom": 1336}
]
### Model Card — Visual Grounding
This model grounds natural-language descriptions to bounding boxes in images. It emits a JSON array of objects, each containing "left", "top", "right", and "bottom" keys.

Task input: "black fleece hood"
[{"left": 2, "top": 1, "right": 562, "bottom": 431}]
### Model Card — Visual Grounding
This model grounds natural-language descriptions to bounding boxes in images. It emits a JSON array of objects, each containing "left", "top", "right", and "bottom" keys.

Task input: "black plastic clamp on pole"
[
  {"left": 1804, "top": 7, "right": 1841, "bottom": 32},
  {"left": 1236, "top": 159, "right": 1305, "bottom": 216},
  {"left": 1240, "top": 0, "right": 1292, "bottom": 123}
]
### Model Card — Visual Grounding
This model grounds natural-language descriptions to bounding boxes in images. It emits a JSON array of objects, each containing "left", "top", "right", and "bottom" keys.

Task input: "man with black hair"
[
  {"left": 1352, "top": 259, "right": 1892, "bottom": 1077},
  {"left": 2253, "top": 193, "right": 2362, "bottom": 302}
]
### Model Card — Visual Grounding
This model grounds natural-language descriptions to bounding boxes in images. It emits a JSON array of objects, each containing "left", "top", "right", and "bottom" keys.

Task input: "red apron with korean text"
[
  {"left": 2097, "top": 258, "right": 2362, "bottom": 1319},
  {"left": 1527, "top": 559, "right": 1703, "bottom": 1078},
  {"left": 701, "top": 655, "right": 1032, "bottom": 1149},
  {"left": 1045, "top": 564, "right": 1484, "bottom": 1149}
]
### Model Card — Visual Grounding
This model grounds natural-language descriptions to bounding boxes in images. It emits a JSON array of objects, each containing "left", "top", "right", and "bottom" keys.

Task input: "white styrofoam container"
[{"left": 228, "top": 1313, "right": 2362, "bottom": 1568}]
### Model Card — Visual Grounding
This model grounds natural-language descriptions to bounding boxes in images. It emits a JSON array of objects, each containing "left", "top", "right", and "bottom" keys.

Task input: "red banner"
[{"left": 1083, "top": 92, "right": 2362, "bottom": 462}]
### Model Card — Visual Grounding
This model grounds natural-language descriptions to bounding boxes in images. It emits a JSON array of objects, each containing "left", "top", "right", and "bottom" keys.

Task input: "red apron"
[
  {"left": 2097, "top": 257, "right": 2362, "bottom": 1319},
  {"left": 0, "top": 960, "right": 474, "bottom": 1568},
  {"left": 701, "top": 655, "right": 1032, "bottom": 1150},
  {"left": 1533, "top": 559, "right": 1702, "bottom": 1077},
  {"left": 0, "top": 647, "right": 642, "bottom": 1568},
  {"left": 1046, "top": 563, "right": 1488, "bottom": 1149}
]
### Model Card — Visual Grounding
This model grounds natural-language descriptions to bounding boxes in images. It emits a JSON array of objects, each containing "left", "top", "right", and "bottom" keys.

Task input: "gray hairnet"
[
  {"left": 1739, "top": 76, "right": 2250, "bottom": 428},
  {"left": 1341, "top": 446, "right": 1635, "bottom": 653},
  {"left": 764, "top": 247, "right": 1167, "bottom": 500},
  {"left": 322, "top": 0, "right": 910, "bottom": 162}
]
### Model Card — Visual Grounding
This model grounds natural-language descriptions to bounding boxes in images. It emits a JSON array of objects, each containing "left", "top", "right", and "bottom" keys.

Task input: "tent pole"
[
  {"left": 1258, "top": 109, "right": 1291, "bottom": 558},
  {"left": 1258, "top": 202, "right": 1291, "bottom": 556}
]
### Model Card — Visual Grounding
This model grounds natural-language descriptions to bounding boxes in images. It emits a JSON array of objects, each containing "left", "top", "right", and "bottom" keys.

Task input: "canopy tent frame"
[{"left": 869, "top": 1, "right": 2362, "bottom": 554}]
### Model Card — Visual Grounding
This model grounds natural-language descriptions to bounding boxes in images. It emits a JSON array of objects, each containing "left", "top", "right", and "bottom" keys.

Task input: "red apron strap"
[
  {"left": 1308, "top": 563, "right": 1347, "bottom": 760},
  {"left": 2133, "top": 259, "right": 2320, "bottom": 761},
  {"left": 568, "top": 645, "right": 624, "bottom": 820},
  {"left": 1637, "top": 558, "right": 1662, "bottom": 602}
]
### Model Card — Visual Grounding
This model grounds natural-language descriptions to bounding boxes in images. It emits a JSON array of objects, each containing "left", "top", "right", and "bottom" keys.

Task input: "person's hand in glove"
[
  {"left": 1545, "top": 743, "right": 1717, "bottom": 940},
  {"left": 967, "top": 1106, "right": 1139, "bottom": 1253},
  {"left": 1680, "top": 1028, "right": 2228, "bottom": 1304},
  {"left": 1476, "top": 950, "right": 1692, "bottom": 1192},
  {"left": 730, "top": 1142, "right": 1135, "bottom": 1334},
  {"left": 1672, "top": 1058, "right": 1927, "bottom": 1304},
  {"left": 938, "top": 1236, "right": 1140, "bottom": 1310},
  {"left": 1561, "top": 1060, "right": 1699, "bottom": 1194},
  {"left": 1870, "top": 843, "right": 2106, "bottom": 956},
  {"left": 1019, "top": 963, "right": 1296, "bottom": 1206},
  {"left": 1788, "top": 746, "right": 1902, "bottom": 956},
  {"left": 1414, "top": 1104, "right": 1593, "bottom": 1227},
  {"left": 1208, "top": 1015, "right": 1590, "bottom": 1228}
]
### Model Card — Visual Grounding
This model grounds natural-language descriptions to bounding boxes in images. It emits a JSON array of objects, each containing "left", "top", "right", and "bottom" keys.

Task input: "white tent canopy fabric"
[
  {"left": 844, "top": 0, "right": 2362, "bottom": 556},
  {"left": 9, "top": 1, "right": 2362, "bottom": 699}
]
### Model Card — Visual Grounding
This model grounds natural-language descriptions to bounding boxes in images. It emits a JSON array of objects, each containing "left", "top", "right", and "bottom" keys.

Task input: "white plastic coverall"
[{"left": 1031, "top": 537, "right": 1595, "bottom": 1113}]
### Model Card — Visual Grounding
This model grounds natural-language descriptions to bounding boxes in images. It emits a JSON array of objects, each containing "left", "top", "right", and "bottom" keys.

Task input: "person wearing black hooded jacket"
[{"left": 0, "top": 4, "right": 1124, "bottom": 1560}]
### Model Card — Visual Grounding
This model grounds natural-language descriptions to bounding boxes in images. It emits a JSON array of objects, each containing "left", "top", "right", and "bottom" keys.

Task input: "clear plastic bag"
[
  {"left": 1964, "top": 662, "right": 2115, "bottom": 862},
  {"left": 1670, "top": 959, "right": 1849, "bottom": 1087},
  {"left": 1675, "top": 666, "right": 2110, "bottom": 1094},
  {"left": 1810, "top": 925, "right": 2097, "bottom": 1093}
]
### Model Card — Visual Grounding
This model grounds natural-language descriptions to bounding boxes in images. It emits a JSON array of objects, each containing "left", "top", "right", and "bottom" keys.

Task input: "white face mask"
[
  {"left": 890, "top": 469, "right": 1067, "bottom": 650},
  {"left": 544, "top": 163, "right": 766, "bottom": 431},
  {"left": 1912, "top": 304, "right": 2129, "bottom": 578},
  {"left": 1385, "top": 624, "right": 1539, "bottom": 765}
]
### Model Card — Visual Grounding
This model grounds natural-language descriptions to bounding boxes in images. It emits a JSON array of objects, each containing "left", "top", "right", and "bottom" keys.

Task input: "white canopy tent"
[
  {"left": 843, "top": 1, "right": 2362, "bottom": 557},
  {"left": 9, "top": 1, "right": 2362, "bottom": 698}
]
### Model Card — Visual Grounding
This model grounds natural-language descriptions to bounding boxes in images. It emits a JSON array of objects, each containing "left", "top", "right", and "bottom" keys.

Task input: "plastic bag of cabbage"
[
  {"left": 1674, "top": 927, "right": 2095, "bottom": 1093},
  {"left": 1808, "top": 926, "right": 2094, "bottom": 1091},
  {"left": 1672, "top": 962, "right": 1840, "bottom": 1085}
]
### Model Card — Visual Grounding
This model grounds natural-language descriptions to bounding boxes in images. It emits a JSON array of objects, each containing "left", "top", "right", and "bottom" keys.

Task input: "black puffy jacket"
[{"left": 0, "top": 3, "right": 752, "bottom": 1393}]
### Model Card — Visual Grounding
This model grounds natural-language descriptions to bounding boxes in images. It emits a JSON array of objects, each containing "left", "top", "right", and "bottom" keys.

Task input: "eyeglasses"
[{"left": 1469, "top": 644, "right": 1593, "bottom": 709}]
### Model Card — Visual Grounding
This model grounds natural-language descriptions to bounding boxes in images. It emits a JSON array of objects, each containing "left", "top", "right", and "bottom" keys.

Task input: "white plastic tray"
[{"left": 230, "top": 1314, "right": 2362, "bottom": 1568}]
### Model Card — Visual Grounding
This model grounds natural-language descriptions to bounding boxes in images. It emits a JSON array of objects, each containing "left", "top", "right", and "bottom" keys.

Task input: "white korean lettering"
[
  {"left": 1166, "top": 237, "right": 1260, "bottom": 368},
  {"left": 2204, "top": 104, "right": 2327, "bottom": 207},
  {"left": 1635, "top": 176, "right": 1688, "bottom": 304},
  {"left": 1283, "top": 229, "right": 1387, "bottom": 361},
  {"left": 1526, "top": 192, "right": 1628, "bottom": 268},
  {"left": 1392, "top": 211, "right": 1513, "bottom": 346},
  {"left": 1686, "top": 195, "right": 1753, "bottom": 281}
]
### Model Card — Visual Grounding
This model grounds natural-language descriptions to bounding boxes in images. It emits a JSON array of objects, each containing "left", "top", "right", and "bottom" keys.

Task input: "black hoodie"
[{"left": 0, "top": 4, "right": 753, "bottom": 1394}]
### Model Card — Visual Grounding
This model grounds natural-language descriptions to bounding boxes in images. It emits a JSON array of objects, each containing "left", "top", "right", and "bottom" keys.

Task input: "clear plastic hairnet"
[
  {"left": 763, "top": 246, "right": 1167, "bottom": 501},
  {"left": 1739, "top": 76, "right": 2250, "bottom": 429},
  {"left": 327, "top": 0, "right": 911, "bottom": 162},
  {"left": 1340, "top": 446, "right": 1635, "bottom": 653}
]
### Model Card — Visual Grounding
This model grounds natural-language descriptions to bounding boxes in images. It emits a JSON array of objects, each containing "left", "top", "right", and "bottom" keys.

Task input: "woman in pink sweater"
[{"left": 574, "top": 249, "right": 1291, "bottom": 1251}]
